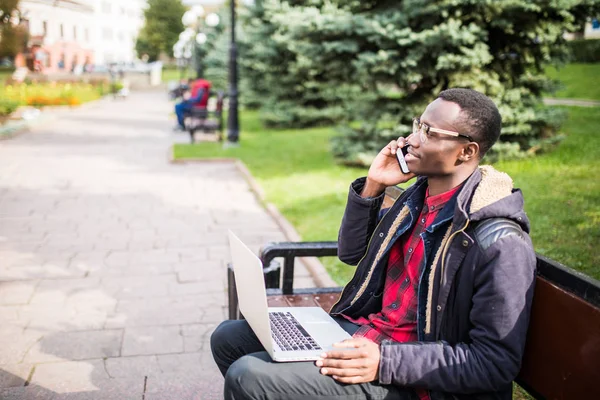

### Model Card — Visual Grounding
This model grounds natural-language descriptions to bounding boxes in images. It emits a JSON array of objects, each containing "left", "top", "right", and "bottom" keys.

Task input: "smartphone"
[{"left": 396, "top": 146, "right": 410, "bottom": 174}]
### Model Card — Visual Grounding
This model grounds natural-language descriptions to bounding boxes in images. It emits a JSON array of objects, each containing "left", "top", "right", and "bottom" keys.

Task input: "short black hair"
[{"left": 437, "top": 88, "right": 502, "bottom": 157}]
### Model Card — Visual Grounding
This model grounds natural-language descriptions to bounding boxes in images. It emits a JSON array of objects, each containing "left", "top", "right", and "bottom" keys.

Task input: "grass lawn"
[
  {"left": 545, "top": 63, "right": 600, "bottom": 101},
  {"left": 496, "top": 106, "right": 599, "bottom": 277},
  {"left": 0, "top": 71, "right": 12, "bottom": 84},
  {"left": 174, "top": 105, "right": 599, "bottom": 284},
  {"left": 163, "top": 68, "right": 188, "bottom": 83}
]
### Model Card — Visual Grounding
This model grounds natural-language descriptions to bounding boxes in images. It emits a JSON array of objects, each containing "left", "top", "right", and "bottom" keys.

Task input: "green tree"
[
  {"left": 135, "top": 0, "right": 186, "bottom": 61},
  {"left": 239, "top": 0, "right": 347, "bottom": 126},
  {"left": 0, "top": 0, "right": 22, "bottom": 61},
  {"left": 0, "top": 0, "right": 19, "bottom": 25},
  {"left": 242, "top": 0, "right": 599, "bottom": 163}
]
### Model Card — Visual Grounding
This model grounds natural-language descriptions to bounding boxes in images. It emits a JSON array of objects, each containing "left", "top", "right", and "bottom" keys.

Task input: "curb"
[
  {"left": 0, "top": 120, "right": 30, "bottom": 140},
  {"left": 169, "top": 149, "right": 338, "bottom": 288},
  {"left": 0, "top": 113, "right": 57, "bottom": 140}
]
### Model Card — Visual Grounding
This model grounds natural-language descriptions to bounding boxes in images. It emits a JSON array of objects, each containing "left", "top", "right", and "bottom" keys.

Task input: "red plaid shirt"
[{"left": 343, "top": 185, "right": 461, "bottom": 399}]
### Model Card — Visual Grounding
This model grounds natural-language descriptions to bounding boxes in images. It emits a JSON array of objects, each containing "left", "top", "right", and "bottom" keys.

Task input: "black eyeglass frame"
[{"left": 412, "top": 117, "right": 474, "bottom": 142}]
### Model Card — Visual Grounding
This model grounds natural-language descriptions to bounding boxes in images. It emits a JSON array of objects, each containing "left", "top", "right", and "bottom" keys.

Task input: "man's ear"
[{"left": 458, "top": 142, "right": 480, "bottom": 162}]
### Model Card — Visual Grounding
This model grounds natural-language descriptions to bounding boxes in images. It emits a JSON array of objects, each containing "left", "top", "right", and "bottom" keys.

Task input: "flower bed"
[{"left": 0, "top": 81, "right": 110, "bottom": 109}]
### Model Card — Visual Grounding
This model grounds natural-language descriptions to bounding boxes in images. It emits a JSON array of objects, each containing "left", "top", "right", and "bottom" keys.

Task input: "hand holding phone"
[{"left": 396, "top": 146, "right": 410, "bottom": 174}]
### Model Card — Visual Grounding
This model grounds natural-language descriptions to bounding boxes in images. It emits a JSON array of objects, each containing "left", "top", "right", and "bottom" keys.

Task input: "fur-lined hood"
[{"left": 455, "top": 165, "right": 530, "bottom": 233}]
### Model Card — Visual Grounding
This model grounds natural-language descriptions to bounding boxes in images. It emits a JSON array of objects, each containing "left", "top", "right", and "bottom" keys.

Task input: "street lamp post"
[
  {"left": 194, "top": 32, "right": 207, "bottom": 78},
  {"left": 226, "top": 0, "right": 240, "bottom": 145},
  {"left": 180, "top": 7, "right": 219, "bottom": 80}
]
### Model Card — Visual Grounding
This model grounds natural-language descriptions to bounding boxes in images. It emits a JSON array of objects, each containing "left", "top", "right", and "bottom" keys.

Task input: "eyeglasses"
[{"left": 412, "top": 117, "right": 474, "bottom": 143}]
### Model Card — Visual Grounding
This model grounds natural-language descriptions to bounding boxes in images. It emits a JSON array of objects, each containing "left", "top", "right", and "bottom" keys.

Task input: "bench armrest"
[
  {"left": 227, "top": 241, "right": 339, "bottom": 320},
  {"left": 260, "top": 241, "right": 338, "bottom": 293}
]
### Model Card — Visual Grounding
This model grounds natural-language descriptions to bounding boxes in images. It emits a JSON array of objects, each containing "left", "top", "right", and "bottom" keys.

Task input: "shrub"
[
  {"left": 568, "top": 39, "right": 600, "bottom": 63},
  {"left": 110, "top": 81, "right": 124, "bottom": 94},
  {"left": 0, "top": 98, "right": 19, "bottom": 118}
]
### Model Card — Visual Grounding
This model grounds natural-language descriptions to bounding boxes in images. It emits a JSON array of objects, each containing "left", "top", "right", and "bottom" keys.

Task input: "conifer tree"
[{"left": 242, "top": 0, "right": 598, "bottom": 163}]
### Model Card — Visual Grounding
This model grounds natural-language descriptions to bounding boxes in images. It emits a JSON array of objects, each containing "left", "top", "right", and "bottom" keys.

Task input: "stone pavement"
[{"left": 0, "top": 91, "right": 318, "bottom": 399}]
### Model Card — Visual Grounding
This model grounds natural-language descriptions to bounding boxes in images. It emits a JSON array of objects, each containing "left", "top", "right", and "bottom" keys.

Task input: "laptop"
[{"left": 228, "top": 230, "right": 351, "bottom": 362}]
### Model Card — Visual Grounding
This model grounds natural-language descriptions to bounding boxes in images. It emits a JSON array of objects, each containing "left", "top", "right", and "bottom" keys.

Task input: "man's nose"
[{"left": 406, "top": 132, "right": 420, "bottom": 148}]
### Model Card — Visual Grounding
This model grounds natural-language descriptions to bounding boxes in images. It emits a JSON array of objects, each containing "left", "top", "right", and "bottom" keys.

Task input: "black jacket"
[{"left": 331, "top": 166, "right": 536, "bottom": 400}]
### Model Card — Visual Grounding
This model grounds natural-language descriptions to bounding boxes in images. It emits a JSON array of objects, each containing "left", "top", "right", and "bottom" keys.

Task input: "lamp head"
[
  {"left": 191, "top": 5, "right": 205, "bottom": 17},
  {"left": 205, "top": 13, "right": 220, "bottom": 27},
  {"left": 196, "top": 32, "right": 207, "bottom": 45},
  {"left": 182, "top": 10, "right": 197, "bottom": 26}
]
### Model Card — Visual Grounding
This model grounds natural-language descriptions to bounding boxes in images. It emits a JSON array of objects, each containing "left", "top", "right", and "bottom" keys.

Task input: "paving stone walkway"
[
  {"left": 0, "top": 91, "right": 316, "bottom": 399},
  {"left": 543, "top": 97, "right": 600, "bottom": 107}
]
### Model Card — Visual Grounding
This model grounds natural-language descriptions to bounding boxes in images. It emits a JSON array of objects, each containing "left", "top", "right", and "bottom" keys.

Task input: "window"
[
  {"left": 42, "top": 21, "right": 47, "bottom": 35},
  {"left": 73, "top": 26, "right": 77, "bottom": 40},
  {"left": 102, "top": 1, "right": 111, "bottom": 13},
  {"left": 85, "top": 28, "right": 89, "bottom": 42},
  {"left": 60, "top": 24, "right": 64, "bottom": 38}
]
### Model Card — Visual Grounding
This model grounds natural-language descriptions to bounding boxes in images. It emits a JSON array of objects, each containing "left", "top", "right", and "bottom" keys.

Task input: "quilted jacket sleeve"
[{"left": 337, "top": 178, "right": 385, "bottom": 266}]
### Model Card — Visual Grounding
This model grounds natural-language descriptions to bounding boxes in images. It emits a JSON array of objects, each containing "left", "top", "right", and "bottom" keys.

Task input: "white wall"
[
  {"left": 88, "top": 0, "right": 147, "bottom": 65},
  {"left": 584, "top": 20, "right": 600, "bottom": 39}
]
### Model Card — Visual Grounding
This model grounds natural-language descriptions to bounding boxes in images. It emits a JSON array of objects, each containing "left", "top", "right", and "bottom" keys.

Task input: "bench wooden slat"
[
  {"left": 268, "top": 295, "right": 320, "bottom": 307},
  {"left": 516, "top": 277, "right": 600, "bottom": 399},
  {"left": 267, "top": 293, "right": 342, "bottom": 311},
  {"left": 314, "top": 293, "right": 342, "bottom": 311}
]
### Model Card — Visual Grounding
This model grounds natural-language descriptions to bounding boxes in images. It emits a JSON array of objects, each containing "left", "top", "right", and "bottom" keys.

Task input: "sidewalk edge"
[{"left": 168, "top": 150, "right": 338, "bottom": 288}]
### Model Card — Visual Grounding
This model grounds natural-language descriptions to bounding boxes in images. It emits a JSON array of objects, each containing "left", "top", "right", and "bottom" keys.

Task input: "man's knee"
[
  {"left": 210, "top": 320, "right": 233, "bottom": 354},
  {"left": 224, "top": 354, "right": 273, "bottom": 398}
]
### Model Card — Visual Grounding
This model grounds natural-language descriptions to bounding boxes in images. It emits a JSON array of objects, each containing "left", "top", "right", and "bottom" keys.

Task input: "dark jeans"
[
  {"left": 210, "top": 317, "right": 419, "bottom": 400},
  {"left": 174, "top": 101, "right": 193, "bottom": 128}
]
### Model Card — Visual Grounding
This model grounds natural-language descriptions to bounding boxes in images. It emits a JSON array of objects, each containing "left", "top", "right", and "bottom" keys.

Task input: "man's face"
[{"left": 404, "top": 98, "right": 469, "bottom": 177}]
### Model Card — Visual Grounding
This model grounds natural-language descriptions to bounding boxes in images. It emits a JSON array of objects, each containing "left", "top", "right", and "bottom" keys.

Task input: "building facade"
[
  {"left": 16, "top": 0, "right": 146, "bottom": 74},
  {"left": 17, "top": 0, "right": 95, "bottom": 73}
]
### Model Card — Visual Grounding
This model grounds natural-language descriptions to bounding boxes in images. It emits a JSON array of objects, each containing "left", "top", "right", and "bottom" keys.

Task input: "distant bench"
[
  {"left": 183, "top": 91, "right": 225, "bottom": 143},
  {"left": 227, "top": 186, "right": 600, "bottom": 399}
]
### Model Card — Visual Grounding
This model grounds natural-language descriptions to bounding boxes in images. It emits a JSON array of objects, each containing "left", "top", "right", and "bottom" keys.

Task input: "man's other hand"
[{"left": 316, "top": 337, "right": 381, "bottom": 384}]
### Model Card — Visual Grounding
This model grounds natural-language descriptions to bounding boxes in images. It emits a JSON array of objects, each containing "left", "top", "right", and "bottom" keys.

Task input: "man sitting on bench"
[
  {"left": 211, "top": 88, "right": 536, "bottom": 400},
  {"left": 173, "top": 78, "right": 211, "bottom": 131}
]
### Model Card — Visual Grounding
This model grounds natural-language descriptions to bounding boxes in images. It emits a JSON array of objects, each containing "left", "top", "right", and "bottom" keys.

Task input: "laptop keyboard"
[{"left": 269, "top": 311, "right": 322, "bottom": 352}]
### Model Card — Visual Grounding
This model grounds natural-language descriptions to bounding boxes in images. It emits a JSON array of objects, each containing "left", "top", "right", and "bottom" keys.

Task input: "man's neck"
[{"left": 426, "top": 166, "right": 477, "bottom": 197}]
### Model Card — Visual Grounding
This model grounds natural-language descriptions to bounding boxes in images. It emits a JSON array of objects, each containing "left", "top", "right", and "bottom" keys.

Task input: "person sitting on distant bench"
[{"left": 174, "top": 78, "right": 211, "bottom": 131}]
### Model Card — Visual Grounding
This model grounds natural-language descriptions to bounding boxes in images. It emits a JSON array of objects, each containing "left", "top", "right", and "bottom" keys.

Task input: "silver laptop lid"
[{"left": 228, "top": 230, "right": 274, "bottom": 355}]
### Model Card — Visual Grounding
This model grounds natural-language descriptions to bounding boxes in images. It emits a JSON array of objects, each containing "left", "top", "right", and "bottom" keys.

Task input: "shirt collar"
[{"left": 424, "top": 184, "right": 463, "bottom": 212}]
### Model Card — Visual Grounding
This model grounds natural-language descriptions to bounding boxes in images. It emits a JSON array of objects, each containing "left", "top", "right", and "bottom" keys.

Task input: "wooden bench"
[
  {"left": 226, "top": 187, "right": 600, "bottom": 399},
  {"left": 184, "top": 90, "right": 225, "bottom": 143}
]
